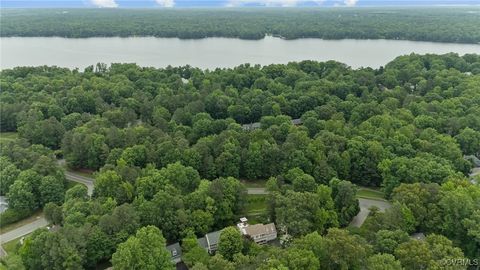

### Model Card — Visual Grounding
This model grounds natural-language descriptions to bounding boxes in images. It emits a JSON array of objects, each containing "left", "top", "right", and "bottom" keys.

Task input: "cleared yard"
[
  {"left": 241, "top": 179, "right": 267, "bottom": 188},
  {"left": 357, "top": 187, "right": 385, "bottom": 200},
  {"left": 244, "top": 194, "right": 268, "bottom": 224},
  {"left": 2, "top": 235, "right": 23, "bottom": 255},
  {"left": 0, "top": 132, "right": 18, "bottom": 143}
]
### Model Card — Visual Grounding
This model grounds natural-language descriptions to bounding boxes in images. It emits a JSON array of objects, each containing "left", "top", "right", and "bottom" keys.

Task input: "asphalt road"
[
  {"left": 350, "top": 198, "right": 392, "bottom": 228},
  {"left": 65, "top": 171, "right": 94, "bottom": 196},
  {"left": 0, "top": 217, "right": 48, "bottom": 244},
  {"left": 58, "top": 159, "right": 94, "bottom": 196}
]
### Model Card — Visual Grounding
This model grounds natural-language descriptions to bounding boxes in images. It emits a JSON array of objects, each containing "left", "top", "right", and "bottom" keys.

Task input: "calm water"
[{"left": 1, "top": 36, "right": 480, "bottom": 70}]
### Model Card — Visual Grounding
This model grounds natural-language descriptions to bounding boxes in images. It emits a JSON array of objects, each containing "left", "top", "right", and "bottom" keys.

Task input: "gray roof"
[
  {"left": 166, "top": 242, "right": 182, "bottom": 260},
  {"left": 205, "top": 230, "right": 221, "bottom": 246},
  {"left": 465, "top": 155, "right": 480, "bottom": 167},
  {"left": 411, "top": 232, "right": 426, "bottom": 241},
  {"left": 291, "top": 118, "right": 302, "bottom": 125},
  {"left": 197, "top": 237, "right": 208, "bottom": 250},
  {"left": 242, "top": 122, "right": 261, "bottom": 131},
  {"left": 241, "top": 118, "right": 302, "bottom": 131},
  {"left": 0, "top": 196, "right": 8, "bottom": 214}
]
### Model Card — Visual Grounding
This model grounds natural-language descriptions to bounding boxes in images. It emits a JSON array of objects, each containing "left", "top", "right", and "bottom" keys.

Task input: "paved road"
[
  {"left": 0, "top": 246, "right": 6, "bottom": 258},
  {"left": 0, "top": 217, "right": 48, "bottom": 244},
  {"left": 350, "top": 198, "right": 392, "bottom": 228},
  {"left": 65, "top": 171, "right": 94, "bottom": 196},
  {"left": 58, "top": 159, "right": 94, "bottom": 196}
]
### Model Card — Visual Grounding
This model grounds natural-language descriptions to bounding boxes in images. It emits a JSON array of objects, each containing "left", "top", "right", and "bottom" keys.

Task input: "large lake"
[{"left": 2, "top": 36, "right": 480, "bottom": 70}]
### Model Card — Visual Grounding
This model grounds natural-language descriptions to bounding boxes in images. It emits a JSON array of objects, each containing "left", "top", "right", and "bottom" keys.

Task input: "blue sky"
[{"left": 1, "top": 0, "right": 479, "bottom": 8}]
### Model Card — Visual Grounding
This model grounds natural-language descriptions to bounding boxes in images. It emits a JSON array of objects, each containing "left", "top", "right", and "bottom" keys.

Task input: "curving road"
[
  {"left": 58, "top": 159, "right": 94, "bottom": 196},
  {"left": 65, "top": 171, "right": 94, "bottom": 196},
  {"left": 350, "top": 198, "right": 391, "bottom": 227},
  {"left": 245, "top": 187, "right": 392, "bottom": 228},
  {"left": 0, "top": 164, "right": 94, "bottom": 253}
]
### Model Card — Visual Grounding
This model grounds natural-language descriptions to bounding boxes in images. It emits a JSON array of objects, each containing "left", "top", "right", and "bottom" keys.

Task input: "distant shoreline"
[{"left": 2, "top": 8, "right": 479, "bottom": 44}]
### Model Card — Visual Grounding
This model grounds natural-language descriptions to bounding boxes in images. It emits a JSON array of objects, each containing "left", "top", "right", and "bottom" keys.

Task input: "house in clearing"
[
  {"left": 241, "top": 118, "right": 302, "bottom": 131},
  {"left": 237, "top": 217, "right": 277, "bottom": 244}
]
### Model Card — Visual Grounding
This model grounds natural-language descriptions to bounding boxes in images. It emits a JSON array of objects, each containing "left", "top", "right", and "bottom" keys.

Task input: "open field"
[
  {"left": 0, "top": 132, "right": 18, "bottom": 143},
  {"left": 2, "top": 235, "right": 24, "bottom": 255},
  {"left": 357, "top": 187, "right": 386, "bottom": 201},
  {"left": 66, "top": 168, "right": 95, "bottom": 178},
  {"left": 241, "top": 179, "right": 267, "bottom": 188},
  {"left": 244, "top": 194, "right": 268, "bottom": 224}
]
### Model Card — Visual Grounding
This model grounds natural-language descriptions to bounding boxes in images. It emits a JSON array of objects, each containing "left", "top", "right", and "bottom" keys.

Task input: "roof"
[
  {"left": 411, "top": 232, "right": 426, "bottom": 241},
  {"left": 0, "top": 196, "right": 8, "bottom": 214},
  {"left": 242, "top": 118, "right": 302, "bottom": 131},
  {"left": 242, "top": 122, "right": 261, "bottom": 130},
  {"left": 291, "top": 118, "right": 302, "bottom": 125},
  {"left": 166, "top": 243, "right": 182, "bottom": 259},
  {"left": 465, "top": 155, "right": 480, "bottom": 167},
  {"left": 197, "top": 237, "right": 208, "bottom": 250},
  {"left": 205, "top": 230, "right": 221, "bottom": 246},
  {"left": 245, "top": 223, "right": 276, "bottom": 236}
]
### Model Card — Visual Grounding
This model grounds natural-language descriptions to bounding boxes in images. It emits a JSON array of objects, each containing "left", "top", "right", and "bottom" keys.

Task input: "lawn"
[
  {"left": 67, "top": 168, "right": 95, "bottom": 178},
  {"left": 357, "top": 187, "right": 386, "bottom": 200},
  {"left": 0, "top": 210, "right": 44, "bottom": 234},
  {"left": 2, "top": 235, "right": 23, "bottom": 255},
  {"left": 240, "top": 179, "right": 267, "bottom": 188},
  {"left": 66, "top": 181, "right": 80, "bottom": 189},
  {"left": 244, "top": 194, "right": 268, "bottom": 224},
  {"left": 0, "top": 132, "right": 18, "bottom": 143}
]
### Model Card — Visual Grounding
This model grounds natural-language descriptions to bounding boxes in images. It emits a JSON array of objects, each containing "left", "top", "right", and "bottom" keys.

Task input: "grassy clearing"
[
  {"left": 66, "top": 181, "right": 79, "bottom": 189},
  {"left": 244, "top": 194, "right": 268, "bottom": 224},
  {"left": 2, "top": 236, "right": 23, "bottom": 255},
  {"left": 0, "top": 132, "right": 18, "bottom": 143},
  {"left": 241, "top": 179, "right": 267, "bottom": 188},
  {"left": 357, "top": 187, "right": 385, "bottom": 200},
  {"left": 63, "top": 165, "right": 95, "bottom": 178},
  {"left": 0, "top": 210, "right": 44, "bottom": 234},
  {"left": 67, "top": 169, "right": 95, "bottom": 178}
]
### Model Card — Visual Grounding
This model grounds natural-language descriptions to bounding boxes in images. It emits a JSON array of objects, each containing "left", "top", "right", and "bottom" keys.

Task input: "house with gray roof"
[
  {"left": 166, "top": 242, "right": 182, "bottom": 264},
  {"left": 0, "top": 196, "right": 8, "bottom": 214},
  {"left": 241, "top": 118, "right": 302, "bottom": 131},
  {"left": 205, "top": 230, "right": 222, "bottom": 254}
]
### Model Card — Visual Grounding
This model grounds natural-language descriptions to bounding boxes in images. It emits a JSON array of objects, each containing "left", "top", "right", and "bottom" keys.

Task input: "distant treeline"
[{"left": 1, "top": 8, "right": 480, "bottom": 43}]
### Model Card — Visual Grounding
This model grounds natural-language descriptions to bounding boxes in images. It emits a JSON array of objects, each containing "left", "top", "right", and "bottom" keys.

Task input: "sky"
[{"left": 1, "top": 0, "right": 479, "bottom": 8}]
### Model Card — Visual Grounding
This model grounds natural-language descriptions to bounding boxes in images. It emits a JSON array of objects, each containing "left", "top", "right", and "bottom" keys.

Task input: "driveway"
[
  {"left": 350, "top": 198, "right": 391, "bottom": 227},
  {"left": 0, "top": 217, "right": 48, "bottom": 244},
  {"left": 58, "top": 159, "right": 94, "bottom": 196},
  {"left": 65, "top": 171, "right": 94, "bottom": 196}
]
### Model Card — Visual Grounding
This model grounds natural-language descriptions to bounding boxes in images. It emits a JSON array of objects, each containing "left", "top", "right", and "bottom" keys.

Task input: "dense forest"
[
  {"left": 2, "top": 8, "right": 480, "bottom": 43},
  {"left": 0, "top": 53, "right": 479, "bottom": 269}
]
